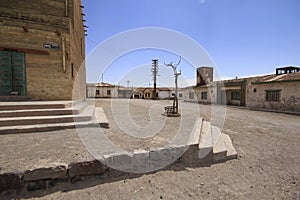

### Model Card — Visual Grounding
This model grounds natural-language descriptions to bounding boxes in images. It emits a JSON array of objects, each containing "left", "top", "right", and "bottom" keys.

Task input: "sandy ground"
[{"left": 1, "top": 99, "right": 299, "bottom": 199}]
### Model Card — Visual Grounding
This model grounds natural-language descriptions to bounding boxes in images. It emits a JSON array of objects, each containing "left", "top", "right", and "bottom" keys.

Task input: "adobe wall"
[
  {"left": 0, "top": 0, "right": 86, "bottom": 100},
  {"left": 246, "top": 80, "right": 300, "bottom": 112},
  {"left": 70, "top": 0, "right": 86, "bottom": 100}
]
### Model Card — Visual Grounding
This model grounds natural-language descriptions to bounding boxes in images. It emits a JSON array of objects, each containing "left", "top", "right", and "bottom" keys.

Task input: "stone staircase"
[
  {"left": 0, "top": 101, "right": 109, "bottom": 134},
  {"left": 181, "top": 118, "right": 238, "bottom": 164},
  {"left": 98, "top": 118, "right": 238, "bottom": 173}
]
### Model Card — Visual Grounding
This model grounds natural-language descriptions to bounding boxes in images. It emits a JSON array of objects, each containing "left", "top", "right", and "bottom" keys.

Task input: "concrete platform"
[
  {"left": 0, "top": 100, "right": 237, "bottom": 193},
  {"left": 0, "top": 118, "right": 237, "bottom": 192}
]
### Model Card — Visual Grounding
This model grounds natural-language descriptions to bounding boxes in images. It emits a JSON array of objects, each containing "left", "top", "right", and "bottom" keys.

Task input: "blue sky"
[{"left": 84, "top": 0, "right": 300, "bottom": 87}]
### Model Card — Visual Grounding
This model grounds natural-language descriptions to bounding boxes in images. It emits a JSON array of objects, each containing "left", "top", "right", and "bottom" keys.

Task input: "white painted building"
[{"left": 86, "top": 82, "right": 118, "bottom": 98}]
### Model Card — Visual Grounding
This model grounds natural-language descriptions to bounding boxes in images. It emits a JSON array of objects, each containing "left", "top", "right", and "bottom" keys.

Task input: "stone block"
[
  {"left": 68, "top": 159, "right": 108, "bottom": 177},
  {"left": 0, "top": 172, "right": 22, "bottom": 191},
  {"left": 23, "top": 165, "right": 67, "bottom": 181}
]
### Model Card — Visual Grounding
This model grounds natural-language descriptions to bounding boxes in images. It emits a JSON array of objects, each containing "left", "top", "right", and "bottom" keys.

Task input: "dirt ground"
[{"left": 1, "top": 99, "right": 299, "bottom": 199}]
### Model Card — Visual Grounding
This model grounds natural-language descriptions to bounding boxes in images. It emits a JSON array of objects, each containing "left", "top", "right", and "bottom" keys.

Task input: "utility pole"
[
  {"left": 126, "top": 80, "right": 130, "bottom": 88},
  {"left": 151, "top": 59, "right": 158, "bottom": 100},
  {"left": 164, "top": 56, "right": 181, "bottom": 114}
]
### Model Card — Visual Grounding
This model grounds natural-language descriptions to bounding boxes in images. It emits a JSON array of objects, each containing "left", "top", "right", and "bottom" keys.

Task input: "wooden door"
[
  {"left": 0, "top": 51, "right": 13, "bottom": 95},
  {"left": 0, "top": 51, "right": 26, "bottom": 96},
  {"left": 11, "top": 52, "right": 26, "bottom": 96}
]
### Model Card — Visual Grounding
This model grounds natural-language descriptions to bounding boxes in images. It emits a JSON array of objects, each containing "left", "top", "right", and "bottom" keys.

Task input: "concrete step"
[
  {"left": 0, "top": 105, "right": 110, "bottom": 134},
  {"left": 0, "top": 101, "right": 87, "bottom": 118},
  {"left": 0, "top": 114, "right": 92, "bottom": 127},
  {"left": 94, "top": 107, "right": 109, "bottom": 128},
  {"left": 198, "top": 121, "right": 213, "bottom": 159},
  {"left": 0, "top": 101, "right": 76, "bottom": 111},
  {"left": 222, "top": 133, "right": 238, "bottom": 160},
  {"left": 0, "top": 120, "right": 100, "bottom": 134},
  {"left": 211, "top": 126, "right": 228, "bottom": 163},
  {"left": 0, "top": 108, "right": 79, "bottom": 118},
  {"left": 0, "top": 104, "right": 93, "bottom": 127}
]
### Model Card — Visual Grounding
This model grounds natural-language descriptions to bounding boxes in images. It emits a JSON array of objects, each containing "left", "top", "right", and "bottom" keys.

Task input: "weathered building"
[
  {"left": 86, "top": 82, "right": 134, "bottom": 99},
  {"left": 86, "top": 82, "right": 119, "bottom": 98},
  {"left": 132, "top": 87, "right": 183, "bottom": 100},
  {"left": 118, "top": 87, "right": 133, "bottom": 98},
  {"left": 0, "top": 0, "right": 86, "bottom": 100},
  {"left": 184, "top": 66, "right": 300, "bottom": 112},
  {"left": 184, "top": 83, "right": 216, "bottom": 104},
  {"left": 245, "top": 71, "right": 300, "bottom": 111}
]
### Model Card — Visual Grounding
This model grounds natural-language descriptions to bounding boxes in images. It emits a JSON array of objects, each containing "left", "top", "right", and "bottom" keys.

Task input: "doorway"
[{"left": 0, "top": 51, "right": 26, "bottom": 96}]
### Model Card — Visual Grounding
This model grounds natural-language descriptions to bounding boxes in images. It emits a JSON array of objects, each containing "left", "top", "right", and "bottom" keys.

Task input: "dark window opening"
[
  {"left": 201, "top": 92, "right": 207, "bottom": 99},
  {"left": 107, "top": 90, "right": 111, "bottom": 95},
  {"left": 231, "top": 91, "right": 241, "bottom": 100},
  {"left": 96, "top": 90, "right": 100, "bottom": 95},
  {"left": 189, "top": 92, "right": 194, "bottom": 99},
  {"left": 253, "top": 88, "right": 257, "bottom": 92},
  {"left": 266, "top": 90, "right": 280, "bottom": 101}
]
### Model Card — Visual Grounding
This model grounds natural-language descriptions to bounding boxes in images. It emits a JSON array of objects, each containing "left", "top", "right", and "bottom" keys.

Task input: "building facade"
[
  {"left": 184, "top": 66, "right": 300, "bottom": 112},
  {"left": 86, "top": 83, "right": 119, "bottom": 98},
  {"left": 0, "top": 0, "right": 86, "bottom": 100},
  {"left": 132, "top": 87, "right": 183, "bottom": 100}
]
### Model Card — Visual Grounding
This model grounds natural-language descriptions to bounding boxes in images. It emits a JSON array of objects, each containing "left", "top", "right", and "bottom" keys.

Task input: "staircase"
[
  {"left": 181, "top": 118, "right": 238, "bottom": 164},
  {"left": 0, "top": 101, "right": 108, "bottom": 134}
]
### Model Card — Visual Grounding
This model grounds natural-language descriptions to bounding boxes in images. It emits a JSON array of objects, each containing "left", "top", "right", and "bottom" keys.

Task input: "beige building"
[
  {"left": 86, "top": 82, "right": 119, "bottom": 98},
  {"left": 0, "top": 0, "right": 86, "bottom": 100},
  {"left": 184, "top": 83, "right": 216, "bottom": 104},
  {"left": 245, "top": 71, "right": 300, "bottom": 111},
  {"left": 132, "top": 87, "right": 183, "bottom": 100},
  {"left": 184, "top": 66, "right": 300, "bottom": 112},
  {"left": 86, "top": 82, "right": 133, "bottom": 99}
]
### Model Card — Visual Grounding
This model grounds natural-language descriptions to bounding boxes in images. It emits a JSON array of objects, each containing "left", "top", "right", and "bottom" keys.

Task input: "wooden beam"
[{"left": 0, "top": 46, "right": 49, "bottom": 55}]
